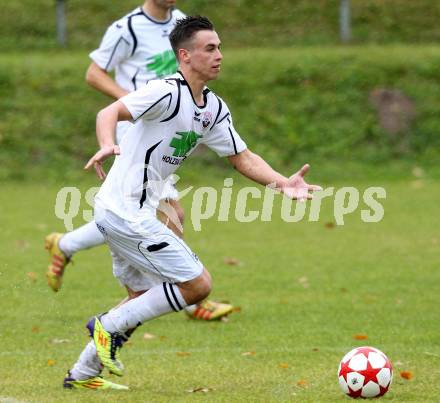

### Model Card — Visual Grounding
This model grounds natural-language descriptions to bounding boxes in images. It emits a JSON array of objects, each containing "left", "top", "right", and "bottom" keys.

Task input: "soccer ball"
[{"left": 338, "top": 346, "right": 393, "bottom": 398}]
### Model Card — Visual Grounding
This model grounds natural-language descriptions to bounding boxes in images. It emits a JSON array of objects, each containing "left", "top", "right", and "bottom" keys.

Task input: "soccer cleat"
[
  {"left": 63, "top": 371, "right": 129, "bottom": 390},
  {"left": 45, "top": 232, "right": 70, "bottom": 292},
  {"left": 86, "top": 316, "right": 125, "bottom": 377},
  {"left": 186, "top": 300, "right": 234, "bottom": 321}
]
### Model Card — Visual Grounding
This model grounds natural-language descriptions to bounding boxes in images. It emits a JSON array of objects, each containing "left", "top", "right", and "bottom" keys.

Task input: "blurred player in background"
[{"left": 45, "top": 0, "right": 233, "bottom": 322}]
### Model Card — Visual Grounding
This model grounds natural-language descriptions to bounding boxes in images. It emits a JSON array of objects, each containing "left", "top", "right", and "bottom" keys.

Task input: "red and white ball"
[{"left": 338, "top": 346, "right": 393, "bottom": 398}]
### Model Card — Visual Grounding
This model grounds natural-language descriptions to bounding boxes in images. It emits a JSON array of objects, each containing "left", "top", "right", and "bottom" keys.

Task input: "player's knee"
[
  {"left": 197, "top": 271, "right": 212, "bottom": 300},
  {"left": 179, "top": 269, "right": 212, "bottom": 304}
]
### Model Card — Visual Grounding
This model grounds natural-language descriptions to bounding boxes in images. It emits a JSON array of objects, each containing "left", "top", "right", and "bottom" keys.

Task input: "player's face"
[
  {"left": 152, "top": 0, "right": 176, "bottom": 10},
  {"left": 187, "top": 30, "right": 223, "bottom": 81}
]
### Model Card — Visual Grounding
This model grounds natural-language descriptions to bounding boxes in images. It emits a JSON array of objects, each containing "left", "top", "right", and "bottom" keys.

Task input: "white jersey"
[
  {"left": 89, "top": 7, "right": 186, "bottom": 92},
  {"left": 95, "top": 72, "right": 247, "bottom": 222}
]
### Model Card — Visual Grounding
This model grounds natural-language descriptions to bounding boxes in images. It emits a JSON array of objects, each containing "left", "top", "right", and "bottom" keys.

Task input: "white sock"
[
  {"left": 59, "top": 221, "right": 105, "bottom": 257},
  {"left": 70, "top": 341, "right": 103, "bottom": 380},
  {"left": 101, "top": 282, "right": 187, "bottom": 333},
  {"left": 184, "top": 304, "right": 197, "bottom": 314}
]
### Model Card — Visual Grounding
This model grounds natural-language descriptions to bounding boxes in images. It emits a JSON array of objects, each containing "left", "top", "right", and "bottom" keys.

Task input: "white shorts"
[{"left": 95, "top": 208, "right": 203, "bottom": 292}]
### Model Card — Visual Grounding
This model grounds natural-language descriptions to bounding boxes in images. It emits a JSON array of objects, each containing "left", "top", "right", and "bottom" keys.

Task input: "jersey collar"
[
  {"left": 177, "top": 70, "right": 211, "bottom": 109},
  {"left": 140, "top": 7, "right": 174, "bottom": 25},
  {"left": 176, "top": 71, "right": 210, "bottom": 109}
]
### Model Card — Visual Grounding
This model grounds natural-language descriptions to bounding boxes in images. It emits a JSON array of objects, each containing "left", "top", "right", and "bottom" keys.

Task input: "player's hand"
[
  {"left": 84, "top": 145, "right": 120, "bottom": 180},
  {"left": 282, "top": 164, "right": 322, "bottom": 201}
]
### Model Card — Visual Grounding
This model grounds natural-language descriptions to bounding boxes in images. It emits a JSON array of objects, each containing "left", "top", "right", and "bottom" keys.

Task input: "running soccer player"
[
  {"left": 45, "top": 0, "right": 232, "bottom": 321},
  {"left": 63, "top": 15, "right": 321, "bottom": 390}
]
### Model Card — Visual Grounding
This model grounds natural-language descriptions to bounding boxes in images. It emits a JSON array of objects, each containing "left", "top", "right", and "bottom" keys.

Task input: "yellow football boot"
[
  {"left": 63, "top": 372, "right": 128, "bottom": 390},
  {"left": 86, "top": 316, "right": 125, "bottom": 377},
  {"left": 45, "top": 232, "right": 70, "bottom": 292},
  {"left": 186, "top": 300, "right": 234, "bottom": 320}
]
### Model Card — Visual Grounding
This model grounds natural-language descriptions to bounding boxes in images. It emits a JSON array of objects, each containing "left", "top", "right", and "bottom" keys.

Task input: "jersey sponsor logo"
[
  {"left": 169, "top": 131, "right": 202, "bottom": 157},
  {"left": 146, "top": 49, "right": 178, "bottom": 78},
  {"left": 202, "top": 111, "right": 212, "bottom": 128},
  {"left": 162, "top": 155, "right": 186, "bottom": 165}
]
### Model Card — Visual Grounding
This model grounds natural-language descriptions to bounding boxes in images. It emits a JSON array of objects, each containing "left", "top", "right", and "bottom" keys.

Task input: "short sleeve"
[
  {"left": 172, "top": 9, "right": 187, "bottom": 21},
  {"left": 120, "top": 79, "right": 175, "bottom": 122},
  {"left": 202, "top": 101, "right": 247, "bottom": 157},
  {"left": 89, "top": 19, "right": 132, "bottom": 72}
]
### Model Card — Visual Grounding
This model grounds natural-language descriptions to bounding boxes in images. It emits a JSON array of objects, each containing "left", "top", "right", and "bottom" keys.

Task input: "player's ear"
[{"left": 178, "top": 48, "right": 190, "bottom": 64}]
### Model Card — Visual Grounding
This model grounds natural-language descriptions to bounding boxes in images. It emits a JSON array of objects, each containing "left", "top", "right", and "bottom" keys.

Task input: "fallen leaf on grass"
[
  {"left": 223, "top": 257, "right": 242, "bottom": 266},
  {"left": 363, "top": 294, "right": 377, "bottom": 304},
  {"left": 176, "top": 352, "right": 191, "bottom": 357},
  {"left": 143, "top": 332, "right": 156, "bottom": 340},
  {"left": 187, "top": 387, "right": 211, "bottom": 393},
  {"left": 279, "top": 363, "right": 289, "bottom": 369},
  {"left": 232, "top": 306, "right": 242, "bottom": 313},
  {"left": 51, "top": 338, "right": 71, "bottom": 344},
  {"left": 27, "top": 272, "right": 37, "bottom": 282},
  {"left": 241, "top": 351, "right": 256, "bottom": 356},
  {"left": 32, "top": 326, "right": 40, "bottom": 333},
  {"left": 325, "top": 222, "right": 335, "bottom": 229},
  {"left": 298, "top": 276, "right": 309, "bottom": 289},
  {"left": 47, "top": 359, "right": 56, "bottom": 366},
  {"left": 312, "top": 348, "right": 320, "bottom": 352},
  {"left": 297, "top": 379, "right": 308, "bottom": 387},
  {"left": 400, "top": 371, "right": 413, "bottom": 380},
  {"left": 16, "top": 240, "right": 29, "bottom": 251},
  {"left": 353, "top": 334, "right": 368, "bottom": 340}
]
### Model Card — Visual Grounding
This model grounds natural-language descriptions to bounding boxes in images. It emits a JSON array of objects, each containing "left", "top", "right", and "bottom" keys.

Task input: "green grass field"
[{"left": 0, "top": 167, "right": 439, "bottom": 402}]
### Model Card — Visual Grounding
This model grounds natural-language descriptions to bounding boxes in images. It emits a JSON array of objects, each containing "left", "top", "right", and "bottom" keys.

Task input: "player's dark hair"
[{"left": 169, "top": 16, "right": 214, "bottom": 58}]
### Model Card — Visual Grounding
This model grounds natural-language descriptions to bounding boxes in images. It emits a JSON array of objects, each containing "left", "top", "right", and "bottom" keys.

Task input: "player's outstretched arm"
[
  {"left": 228, "top": 149, "right": 322, "bottom": 201},
  {"left": 84, "top": 100, "right": 132, "bottom": 179},
  {"left": 86, "top": 62, "right": 129, "bottom": 100}
]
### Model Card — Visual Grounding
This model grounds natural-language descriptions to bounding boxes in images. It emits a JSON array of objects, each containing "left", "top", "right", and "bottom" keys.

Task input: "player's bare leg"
[
  {"left": 158, "top": 198, "right": 234, "bottom": 320},
  {"left": 158, "top": 198, "right": 185, "bottom": 238}
]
